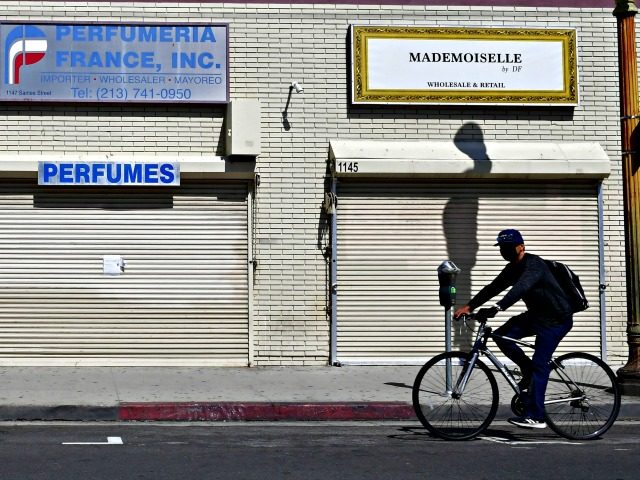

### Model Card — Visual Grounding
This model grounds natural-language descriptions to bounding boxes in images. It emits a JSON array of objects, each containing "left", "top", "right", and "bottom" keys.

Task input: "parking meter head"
[{"left": 437, "top": 261, "right": 460, "bottom": 307}]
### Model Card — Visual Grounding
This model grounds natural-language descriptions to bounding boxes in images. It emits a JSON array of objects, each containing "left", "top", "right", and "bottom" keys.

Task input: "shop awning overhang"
[
  {"left": 0, "top": 155, "right": 256, "bottom": 180},
  {"left": 329, "top": 140, "right": 611, "bottom": 180}
]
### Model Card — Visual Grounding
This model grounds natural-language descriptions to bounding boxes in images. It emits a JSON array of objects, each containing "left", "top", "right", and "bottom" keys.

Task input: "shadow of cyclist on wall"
[{"left": 444, "top": 122, "right": 492, "bottom": 350}]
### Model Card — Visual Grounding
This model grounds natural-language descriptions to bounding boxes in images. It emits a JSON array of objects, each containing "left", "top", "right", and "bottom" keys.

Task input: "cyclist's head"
[
  {"left": 494, "top": 229, "right": 524, "bottom": 247},
  {"left": 495, "top": 229, "right": 525, "bottom": 263}
]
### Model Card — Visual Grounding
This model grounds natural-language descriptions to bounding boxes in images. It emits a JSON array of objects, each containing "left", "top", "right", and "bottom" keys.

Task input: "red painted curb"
[{"left": 119, "top": 402, "right": 416, "bottom": 421}]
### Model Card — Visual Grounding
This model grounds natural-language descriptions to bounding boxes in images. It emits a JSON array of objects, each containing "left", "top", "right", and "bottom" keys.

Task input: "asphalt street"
[{"left": 0, "top": 422, "right": 638, "bottom": 480}]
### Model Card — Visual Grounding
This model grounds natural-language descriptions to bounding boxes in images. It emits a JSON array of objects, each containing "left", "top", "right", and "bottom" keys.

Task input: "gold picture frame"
[{"left": 351, "top": 26, "right": 578, "bottom": 105}]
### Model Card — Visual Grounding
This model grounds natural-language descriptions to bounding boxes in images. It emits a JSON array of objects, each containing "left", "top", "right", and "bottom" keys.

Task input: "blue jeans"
[{"left": 493, "top": 312, "right": 573, "bottom": 421}]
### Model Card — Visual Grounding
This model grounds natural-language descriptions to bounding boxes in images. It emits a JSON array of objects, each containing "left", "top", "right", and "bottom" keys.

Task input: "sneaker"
[{"left": 508, "top": 416, "right": 547, "bottom": 429}]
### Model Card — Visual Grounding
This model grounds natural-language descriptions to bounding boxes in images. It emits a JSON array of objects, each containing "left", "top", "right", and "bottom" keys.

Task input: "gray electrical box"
[{"left": 225, "top": 99, "right": 261, "bottom": 156}]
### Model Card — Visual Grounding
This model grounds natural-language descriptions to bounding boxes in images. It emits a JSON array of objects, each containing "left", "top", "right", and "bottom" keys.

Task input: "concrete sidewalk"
[{"left": 0, "top": 365, "right": 638, "bottom": 422}]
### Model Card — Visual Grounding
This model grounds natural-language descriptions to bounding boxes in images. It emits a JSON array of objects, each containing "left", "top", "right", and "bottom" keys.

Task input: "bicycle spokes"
[
  {"left": 412, "top": 352, "right": 499, "bottom": 441},
  {"left": 544, "top": 353, "right": 620, "bottom": 440}
]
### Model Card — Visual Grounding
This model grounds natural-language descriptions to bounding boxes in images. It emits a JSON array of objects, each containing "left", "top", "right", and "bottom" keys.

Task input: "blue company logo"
[
  {"left": 4, "top": 25, "right": 48, "bottom": 85},
  {"left": 38, "top": 162, "right": 180, "bottom": 186}
]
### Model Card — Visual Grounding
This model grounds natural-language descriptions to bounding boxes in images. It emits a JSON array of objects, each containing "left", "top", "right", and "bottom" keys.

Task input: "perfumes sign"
[{"left": 351, "top": 26, "right": 578, "bottom": 106}]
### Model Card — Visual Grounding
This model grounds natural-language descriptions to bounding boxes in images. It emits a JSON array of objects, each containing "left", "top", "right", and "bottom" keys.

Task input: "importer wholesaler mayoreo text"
[{"left": 409, "top": 52, "right": 522, "bottom": 63}]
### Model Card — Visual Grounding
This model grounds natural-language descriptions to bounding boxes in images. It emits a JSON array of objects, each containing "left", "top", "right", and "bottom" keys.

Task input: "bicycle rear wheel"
[
  {"left": 544, "top": 352, "right": 621, "bottom": 440},
  {"left": 412, "top": 351, "right": 499, "bottom": 440}
]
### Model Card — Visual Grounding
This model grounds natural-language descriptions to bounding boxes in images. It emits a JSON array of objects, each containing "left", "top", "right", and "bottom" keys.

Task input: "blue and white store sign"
[
  {"left": 1, "top": 23, "right": 228, "bottom": 103},
  {"left": 38, "top": 161, "right": 180, "bottom": 186}
]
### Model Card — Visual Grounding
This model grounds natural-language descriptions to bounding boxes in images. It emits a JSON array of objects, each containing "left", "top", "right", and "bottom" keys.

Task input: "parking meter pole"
[
  {"left": 444, "top": 306, "right": 454, "bottom": 391},
  {"left": 438, "top": 261, "right": 460, "bottom": 392},
  {"left": 445, "top": 307, "right": 453, "bottom": 353}
]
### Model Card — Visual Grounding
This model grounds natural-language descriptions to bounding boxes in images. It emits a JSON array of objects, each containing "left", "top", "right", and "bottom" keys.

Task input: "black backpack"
[{"left": 544, "top": 260, "right": 589, "bottom": 313}]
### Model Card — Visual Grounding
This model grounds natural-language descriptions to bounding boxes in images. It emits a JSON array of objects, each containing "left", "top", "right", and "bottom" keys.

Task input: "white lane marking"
[
  {"left": 480, "top": 436, "right": 582, "bottom": 446},
  {"left": 62, "top": 436, "right": 123, "bottom": 445}
]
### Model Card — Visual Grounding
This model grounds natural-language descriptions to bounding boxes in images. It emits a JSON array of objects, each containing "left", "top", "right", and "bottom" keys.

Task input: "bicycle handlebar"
[{"left": 455, "top": 313, "right": 490, "bottom": 330}]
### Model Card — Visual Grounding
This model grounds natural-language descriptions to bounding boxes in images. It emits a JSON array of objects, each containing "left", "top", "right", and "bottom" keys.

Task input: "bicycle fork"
[
  {"left": 451, "top": 325, "right": 488, "bottom": 396},
  {"left": 450, "top": 351, "right": 479, "bottom": 398}
]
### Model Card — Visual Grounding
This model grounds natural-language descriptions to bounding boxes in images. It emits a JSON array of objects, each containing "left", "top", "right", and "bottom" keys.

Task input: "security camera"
[{"left": 291, "top": 82, "right": 304, "bottom": 93}]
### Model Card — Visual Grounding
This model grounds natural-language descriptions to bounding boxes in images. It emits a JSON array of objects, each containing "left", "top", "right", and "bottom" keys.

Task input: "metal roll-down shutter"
[
  {"left": 336, "top": 182, "right": 601, "bottom": 364},
  {"left": 0, "top": 182, "right": 250, "bottom": 366}
]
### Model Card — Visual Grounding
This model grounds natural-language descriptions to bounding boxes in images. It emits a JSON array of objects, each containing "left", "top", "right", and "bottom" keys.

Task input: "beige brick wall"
[{"left": 0, "top": 2, "right": 628, "bottom": 366}]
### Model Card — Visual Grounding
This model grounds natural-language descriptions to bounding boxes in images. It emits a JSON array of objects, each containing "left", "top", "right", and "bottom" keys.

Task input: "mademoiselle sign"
[
  {"left": 351, "top": 26, "right": 578, "bottom": 106},
  {"left": 1, "top": 23, "right": 228, "bottom": 103}
]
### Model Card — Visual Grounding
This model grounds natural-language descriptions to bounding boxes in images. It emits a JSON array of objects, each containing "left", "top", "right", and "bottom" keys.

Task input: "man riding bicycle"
[{"left": 454, "top": 229, "right": 573, "bottom": 429}]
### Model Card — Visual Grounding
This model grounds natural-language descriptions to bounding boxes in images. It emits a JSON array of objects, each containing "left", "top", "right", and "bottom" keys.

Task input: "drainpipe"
[
  {"left": 598, "top": 182, "right": 608, "bottom": 362},
  {"left": 324, "top": 177, "right": 339, "bottom": 366}
]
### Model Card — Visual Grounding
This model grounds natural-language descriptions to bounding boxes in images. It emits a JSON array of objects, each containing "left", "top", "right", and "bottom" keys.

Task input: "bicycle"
[{"left": 412, "top": 313, "right": 621, "bottom": 441}]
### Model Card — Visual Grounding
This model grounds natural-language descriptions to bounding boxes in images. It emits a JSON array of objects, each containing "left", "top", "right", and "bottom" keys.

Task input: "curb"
[
  {"left": 118, "top": 402, "right": 417, "bottom": 422},
  {"left": 1, "top": 401, "right": 639, "bottom": 422},
  {"left": 0, "top": 405, "right": 118, "bottom": 422}
]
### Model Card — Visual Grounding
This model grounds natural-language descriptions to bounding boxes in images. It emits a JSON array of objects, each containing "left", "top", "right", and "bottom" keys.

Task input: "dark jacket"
[{"left": 468, "top": 253, "right": 572, "bottom": 325}]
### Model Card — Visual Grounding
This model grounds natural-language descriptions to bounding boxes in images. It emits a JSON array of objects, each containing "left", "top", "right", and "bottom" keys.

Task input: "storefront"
[
  {"left": 330, "top": 140, "right": 611, "bottom": 364},
  {"left": 0, "top": 159, "right": 255, "bottom": 366}
]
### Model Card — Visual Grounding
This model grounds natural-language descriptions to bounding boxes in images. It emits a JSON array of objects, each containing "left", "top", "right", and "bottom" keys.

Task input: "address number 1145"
[{"left": 336, "top": 161, "right": 359, "bottom": 173}]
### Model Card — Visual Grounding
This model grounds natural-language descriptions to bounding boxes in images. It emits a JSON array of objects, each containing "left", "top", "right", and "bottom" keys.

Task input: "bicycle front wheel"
[
  {"left": 412, "top": 351, "right": 499, "bottom": 440},
  {"left": 544, "top": 352, "right": 621, "bottom": 440}
]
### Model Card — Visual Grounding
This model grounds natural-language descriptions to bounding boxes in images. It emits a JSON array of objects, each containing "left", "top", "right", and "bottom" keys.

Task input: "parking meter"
[
  {"left": 438, "top": 261, "right": 460, "bottom": 307},
  {"left": 438, "top": 261, "right": 460, "bottom": 388}
]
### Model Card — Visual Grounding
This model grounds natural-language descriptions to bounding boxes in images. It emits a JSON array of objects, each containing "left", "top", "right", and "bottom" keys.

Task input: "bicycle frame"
[{"left": 453, "top": 318, "right": 584, "bottom": 406}]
